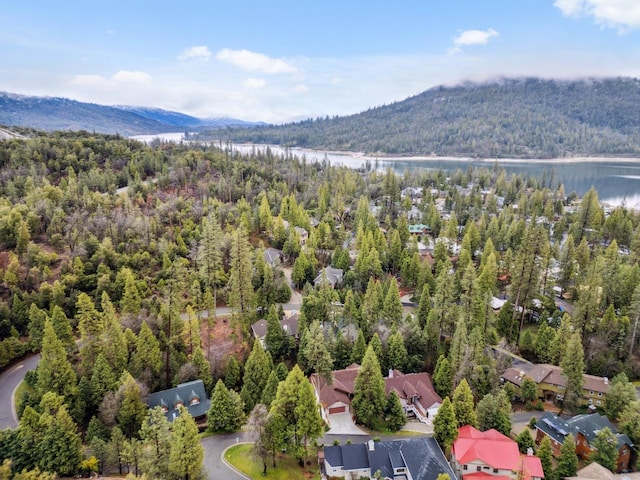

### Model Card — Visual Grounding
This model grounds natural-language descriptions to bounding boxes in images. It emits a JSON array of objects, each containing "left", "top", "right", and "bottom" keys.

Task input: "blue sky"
[{"left": 1, "top": 0, "right": 639, "bottom": 123}]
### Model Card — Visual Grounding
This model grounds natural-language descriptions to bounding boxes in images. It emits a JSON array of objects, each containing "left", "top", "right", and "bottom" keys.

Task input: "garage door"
[{"left": 329, "top": 406, "right": 346, "bottom": 414}]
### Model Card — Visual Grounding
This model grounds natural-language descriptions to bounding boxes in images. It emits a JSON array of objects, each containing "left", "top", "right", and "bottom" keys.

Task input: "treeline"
[{"left": 197, "top": 77, "right": 640, "bottom": 158}]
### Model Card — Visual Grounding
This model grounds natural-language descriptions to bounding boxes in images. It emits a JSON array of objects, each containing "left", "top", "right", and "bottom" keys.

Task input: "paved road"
[
  {"left": 202, "top": 431, "right": 251, "bottom": 480},
  {"left": 0, "top": 353, "right": 40, "bottom": 430}
]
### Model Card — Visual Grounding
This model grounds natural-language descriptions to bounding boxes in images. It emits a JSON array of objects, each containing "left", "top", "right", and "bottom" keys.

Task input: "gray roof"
[
  {"left": 263, "top": 248, "right": 283, "bottom": 266},
  {"left": 146, "top": 379, "right": 211, "bottom": 422},
  {"left": 324, "top": 438, "right": 455, "bottom": 480},
  {"left": 314, "top": 266, "right": 344, "bottom": 287},
  {"left": 536, "top": 412, "right": 633, "bottom": 449}
]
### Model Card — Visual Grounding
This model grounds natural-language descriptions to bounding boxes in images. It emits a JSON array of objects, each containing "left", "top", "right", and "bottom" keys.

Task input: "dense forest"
[
  {"left": 197, "top": 77, "right": 640, "bottom": 158},
  {"left": 0, "top": 130, "right": 640, "bottom": 477}
]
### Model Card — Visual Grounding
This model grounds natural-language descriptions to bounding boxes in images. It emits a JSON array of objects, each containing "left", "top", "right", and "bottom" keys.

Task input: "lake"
[
  {"left": 132, "top": 134, "right": 640, "bottom": 209},
  {"left": 227, "top": 143, "right": 640, "bottom": 209}
]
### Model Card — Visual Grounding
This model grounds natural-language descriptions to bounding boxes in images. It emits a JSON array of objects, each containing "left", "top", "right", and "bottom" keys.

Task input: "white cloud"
[
  {"left": 70, "top": 70, "right": 152, "bottom": 88},
  {"left": 292, "top": 84, "right": 309, "bottom": 93},
  {"left": 216, "top": 48, "right": 297, "bottom": 74},
  {"left": 554, "top": 0, "right": 640, "bottom": 30},
  {"left": 178, "top": 45, "right": 212, "bottom": 61},
  {"left": 453, "top": 28, "right": 500, "bottom": 48},
  {"left": 242, "top": 78, "right": 266, "bottom": 88}
]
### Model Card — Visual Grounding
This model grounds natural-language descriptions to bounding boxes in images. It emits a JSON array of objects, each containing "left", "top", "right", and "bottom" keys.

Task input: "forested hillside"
[
  {"left": 199, "top": 77, "right": 640, "bottom": 158},
  {"left": 2, "top": 130, "right": 640, "bottom": 477}
]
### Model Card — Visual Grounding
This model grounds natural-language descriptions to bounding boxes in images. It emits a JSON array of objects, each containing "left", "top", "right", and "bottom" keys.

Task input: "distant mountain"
[
  {"left": 0, "top": 92, "right": 259, "bottom": 136},
  {"left": 196, "top": 77, "right": 640, "bottom": 159}
]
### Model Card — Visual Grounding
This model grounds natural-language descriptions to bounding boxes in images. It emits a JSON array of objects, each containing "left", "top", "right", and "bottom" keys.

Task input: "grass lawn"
[{"left": 225, "top": 444, "right": 320, "bottom": 480}]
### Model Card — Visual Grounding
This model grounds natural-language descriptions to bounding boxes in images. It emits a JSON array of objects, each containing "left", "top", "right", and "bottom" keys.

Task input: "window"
[
  {"left": 493, "top": 469, "right": 499, "bottom": 474},
  {"left": 598, "top": 392, "right": 602, "bottom": 397},
  {"left": 558, "top": 385, "right": 565, "bottom": 390},
  {"left": 588, "top": 399, "right": 593, "bottom": 405},
  {"left": 190, "top": 396, "right": 200, "bottom": 405},
  {"left": 477, "top": 466, "right": 481, "bottom": 472},
  {"left": 463, "top": 465, "right": 468, "bottom": 471},
  {"left": 589, "top": 390, "right": 594, "bottom": 395},
  {"left": 596, "top": 400, "right": 601, "bottom": 406}
]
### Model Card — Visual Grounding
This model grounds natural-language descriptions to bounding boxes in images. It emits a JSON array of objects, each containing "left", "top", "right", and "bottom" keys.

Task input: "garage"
[{"left": 328, "top": 406, "right": 346, "bottom": 415}]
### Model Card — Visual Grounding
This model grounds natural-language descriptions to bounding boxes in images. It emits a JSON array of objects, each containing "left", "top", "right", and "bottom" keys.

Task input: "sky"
[{"left": 1, "top": 0, "right": 640, "bottom": 123}]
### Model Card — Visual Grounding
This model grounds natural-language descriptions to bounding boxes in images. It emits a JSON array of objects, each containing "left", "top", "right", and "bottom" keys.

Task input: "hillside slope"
[{"left": 198, "top": 77, "right": 640, "bottom": 158}]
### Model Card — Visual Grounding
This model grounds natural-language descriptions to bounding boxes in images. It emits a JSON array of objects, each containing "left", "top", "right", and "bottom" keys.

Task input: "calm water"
[{"left": 227, "top": 143, "right": 640, "bottom": 209}]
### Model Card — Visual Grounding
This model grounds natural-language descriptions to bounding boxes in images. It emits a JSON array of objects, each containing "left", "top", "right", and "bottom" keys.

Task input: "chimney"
[
  {"left": 604, "top": 377, "right": 609, "bottom": 385},
  {"left": 368, "top": 440, "right": 375, "bottom": 452},
  {"left": 388, "top": 369, "right": 394, "bottom": 379},
  {"left": 526, "top": 447, "right": 533, "bottom": 456}
]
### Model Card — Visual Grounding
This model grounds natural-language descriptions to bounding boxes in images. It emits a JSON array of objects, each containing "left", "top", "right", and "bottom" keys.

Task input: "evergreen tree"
[
  {"left": 350, "top": 330, "right": 367, "bottom": 364},
  {"left": 382, "top": 278, "right": 403, "bottom": 326},
  {"left": 515, "top": 429, "right": 535, "bottom": 454},
  {"left": 76, "top": 292, "right": 104, "bottom": 376},
  {"left": 560, "top": 330, "right": 585, "bottom": 412},
  {"left": 208, "top": 379, "right": 243, "bottom": 432},
  {"left": 555, "top": 435, "right": 578, "bottom": 479},
  {"left": 452, "top": 379, "right": 477, "bottom": 428},
  {"left": 224, "top": 355, "right": 241, "bottom": 391},
  {"left": 537, "top": 435, "right": 554, "bottom": 480},
  {"left": 116, "top": 372, "right": 147, "bottom": 439},
  {"left": 49, "top": 305, "right": 74, "bottom": 352},
  {"left": 119, "top": 267, "right": 141, "bottom": 315},
  {"left": 36, "top": 319, "right": 77, "bottom": 407},
  {"left": 240, "top": 341, "right": 273, "bottom": 412},
  {"left": 352, "top": 345, "right": 386, "bottom": 428},
  {"left": 619, "top": 400, "right": 640, "bottom": 449},
  {"left": 520, "top": 377, "right": 538, "bottom": 403},
  {"left": 228, "top": 226, "right": 255, "bottom": 321},
  {"left": 534, "top": 321, "right": 556, "bottom": 364},
  {"left": 604, "top": 372, "right": 637, "bottom": 422},
  {"left": 589, "top": 427, "right": 619, "bottom": 472},
  {"left": 433, "top": 355, "right": 453, "bottom": 398},
  {"left": 385, "top": 391, "right": 406, "bottom": 431},
  {"left": 139, "top": 407, "right": 171, "bottom": 480},
  {"left": 265, "top": 305, "right": 287, "bottom": 361},
  {"left": 89, "top": 353, "right": 117, "bottom": 412},
  {"left": 433, "top": 397, "right": 458, "bottom": 451},
  {"left": 261, "top": 370, "right": 280, "bottom": 408},
  {"left": 368, "top": 333, "right": 385, "bottom": 374},
  {"left": 416, "top": 284, "right": 431, "bottom": 328},
  {"left": 386, "top": 330, "right": 408, "bottom": 372},
  {"left": 191, "top": 346, "right": 212, "bottom": 392},
  {"left": 476, "top": 390, "right": 512, "bottom": 436},
  {"left": 28, "top": 304, "right": 48, "bottom": 351},
  {"left": 302, "top": 320, "right": 333, "bottom": 380},
  {"left": 169, "top": 406, "right": 204, "bottom": 480},
  {"left": 129, "top": 322, "right": 162, "bottom": 391},
  {"left": 100, "top": 292, "right": 128, "bottom": 376}
]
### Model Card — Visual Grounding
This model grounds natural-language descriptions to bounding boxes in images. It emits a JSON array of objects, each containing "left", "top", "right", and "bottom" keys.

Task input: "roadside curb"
[{"left": 221, "top": 442, "right": 253, "bottom": 480}]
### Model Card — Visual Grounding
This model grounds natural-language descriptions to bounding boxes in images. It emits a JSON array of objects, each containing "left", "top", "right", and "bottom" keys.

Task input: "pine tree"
[
  {"left": 208, "top": 380, "right": 243, "bottom": 432},
  {"left": 386, "top": 329, "right": 408, "bottom": 372},
  {"left": 139, "top": 407, "right": 172, "bottom": 480},
  {"left": 28, "top": 304, "right": 48, "bottom": 351},
  {"left": 351, "top": 330, "right": 367, "bottom": 364},
  {"left": 241, "top": 341, "right": 273, "bottom": 412},
  {"left": 537, "top": 435, "right": 554, "bottom": 480},
  {"left": 129, "top": 322, "right": 162, "bottom": 391},
  {"left": 416, "top": 284, "right": 431, "bottom": 328},
  {"left": 368, "top": 333, "right": 385, "bottom": 374},
  {"left": 116, "top": 372, "right": 147, "bottom": 439},
  {"left": 476, "top": 390, "right": 512, "bottom": 436},
  {"left": 515, "top": 429, "right": 535, "bottom": 454},
  {"left": 302, "top": 320, "right": 333, "bottom": 380},
  {"left": 50, "top": 305, "right": 74, "bottom": 352},
  {"left": 382, "top": 277, "right": 403, "bottom": 326},
  {"left": 261, "top": 370, "right": 280, "bottom": 408},
  {"left": 604, "top": 372, "right": 637, "bottom": 422},
  {"left": 352, "top": 345, "right": 386, "bottom": 428},
  {"left": 433, "top": 397, "right": 458, "bottom": 451},
  {"left": 385, "top": 391, "right": 406, "bottom": 431},
  {"left": 36, "top": 319, "right": 77, "bottom": 406},
  {"left": 590, "top": 427, "right": 618, "bottom": 472},
  {"left": 76, "top": 292, "right": 104, "bottom": 376},
  {"left": 433, "top": 355, "right": 453, "bottom": 398},
  {"left": 119, "top": 267, "right": 141, "bottom": 315},
  {"left": 555, "top": 435, "right": 578, "bottom": 479},
  {"left": 265, "top": 305, "right": 287, "bottom": 361},
  {"left": 224, "top": 355, "right": 241, "bottom": 391},
  {"left": 452, "top": 379, "right": 477, "bottom": 428},
  {"left": 169, "top": 406, "right": 204, "bottom": 480},
  {"left": 100, "top": 292, "right": 128, "bottom": 376},
  {"left": 89, "top": 353, "right": 117, "bottom": 412},
  {"left": 228, "top": 227, "right": 255, "bottom": 321},
  {"left": 560, "top": 330, "right": 585, "bottom": 412},
  {"left": 191, "top": 346, "right": 212, "bottom": 392}
]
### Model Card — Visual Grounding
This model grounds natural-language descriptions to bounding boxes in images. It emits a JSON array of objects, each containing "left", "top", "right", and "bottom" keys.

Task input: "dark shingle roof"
[
  {"left": 146, "top": 380, "right": 211, "bottom": 422},
  {"left": 342, "top": 444, "right": 369, "bottom": 470},
  {"left": 536, "top": 412, "right": 633, "bottom": 449}
]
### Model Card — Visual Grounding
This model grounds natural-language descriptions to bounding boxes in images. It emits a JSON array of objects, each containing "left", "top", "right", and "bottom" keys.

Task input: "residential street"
[{"left": 0, "top": 353, "right": 40, "bottom": 430}]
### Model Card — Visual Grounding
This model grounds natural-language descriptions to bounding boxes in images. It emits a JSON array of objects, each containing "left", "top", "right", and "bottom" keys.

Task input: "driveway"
[
  {"left": 201, "top": 431, "right": 250, "bottom": 480},
  {"left": 325, "top": 412, "right": 368, "bottom": 435}
]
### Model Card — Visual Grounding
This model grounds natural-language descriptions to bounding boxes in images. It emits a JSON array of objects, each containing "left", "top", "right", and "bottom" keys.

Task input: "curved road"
[{"left": 0, "top": 353, "right": 40, "bottom": 430}]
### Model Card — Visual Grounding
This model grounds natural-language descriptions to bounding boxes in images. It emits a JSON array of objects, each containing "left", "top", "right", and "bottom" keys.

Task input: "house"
[
  {"left": 294, "top": 226, "right": 308, "bottom": 245},
  {"left": 250, "top": 312, "right": 300, "bottom": 348},
  {"left": 451, "top": 425, "right": 544, "bottom": 480},
  {"left": 313, "top": 266, "right": 344, "bottom": 288},
  {"left": 409, "top": 223, "right": 431, "bottom": 236},
  {"left": 263, "top": 247, "right": 283, "bottom": 267},
  {"left": 535, "top": 412, "right": 633, "bottom": 472},
  {"left": 323, "top": 437, "right": 455, "bottom": 480},
  {"left": 310, "top": 365, "right": 441, "bottom": 428},
  {"left": 146, "top": 380, "right": 211, "bottom": 427},
  {"left": 566, "top": 462, "right": 640, "bottom": 479},
  {"left": 501, "top": 363, "right": 610, "bottom": 407}
]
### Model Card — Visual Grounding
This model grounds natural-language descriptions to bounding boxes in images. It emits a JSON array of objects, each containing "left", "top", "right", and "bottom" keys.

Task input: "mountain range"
[
  {"left": 0, "top": 92, "right": 261, "bottom": 137},
  {"left": 3, "top": 78, "right": 640, "bottom": 158}
]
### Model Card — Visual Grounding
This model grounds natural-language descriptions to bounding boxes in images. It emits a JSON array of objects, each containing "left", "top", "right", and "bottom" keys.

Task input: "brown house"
[{"left": 535, "top": 412, "right": 633, "bottom": 472}]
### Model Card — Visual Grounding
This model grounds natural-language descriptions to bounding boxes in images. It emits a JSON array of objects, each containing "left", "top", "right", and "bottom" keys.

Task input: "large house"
[
  {"left": 146, "top": 379, "right": 211, "bottom": 427},
  {"left": 310, "top": 364, "right": 441, "bottom": 428},
  {"left": 567, "top": 462, "right": 640, "bottom": 479},
  {"left": 313, "top": 266, "right": 344, "bottom": 288},
  {"left": 535, "top": 412, "right": 633, "bottom": 472},
  {"left": 451, "top": 425, "right": 544, "bottom": 480},
  {"left": 323, "top": 437, "right": 455, "bottom": 480},
  {"left": 501, "top": 363, "right": 609, "bottom": 407}
]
